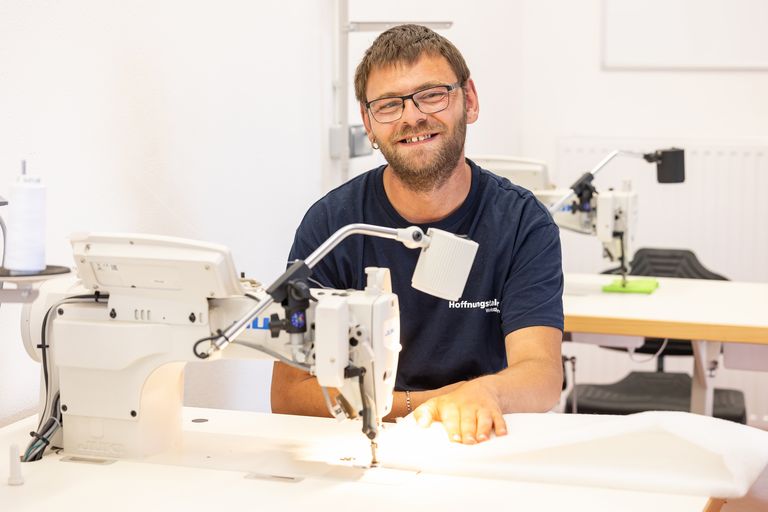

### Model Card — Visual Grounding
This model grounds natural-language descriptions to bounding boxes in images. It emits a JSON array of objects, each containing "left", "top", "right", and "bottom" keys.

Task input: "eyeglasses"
[{"left": 365, "top": 82, "right": 463, "bottom": 123}]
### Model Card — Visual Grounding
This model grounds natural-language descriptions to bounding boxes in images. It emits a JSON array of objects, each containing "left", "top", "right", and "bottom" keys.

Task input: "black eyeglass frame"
[{"left": 364, "top": 81, "right": 465, "bottom": 123}]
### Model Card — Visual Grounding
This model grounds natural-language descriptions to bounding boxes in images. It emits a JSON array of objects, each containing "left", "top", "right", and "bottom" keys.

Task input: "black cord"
[
  {"left": 193, "top": 293, "right": 261, "bottom": 359},
  {"left": 28, "top": 430, "right": 51, "bottom": 447},
  {"left": 193, "top": 336, "right": 213, "bottom": 359},
  {"left": 24, "top": 392, "right": 62, "bottom": 462},
  {"left": 36, "top": 294, "right": 108, "bottom": 432},
  {"left": 37, "top": 309, "right": 52, "bottom": 431},
  {"left": 193, "top": 331, "right": 226, "bottom": 359},
  {"left": 52, "top": 393, "right": 61, "bottom": 422},
  {"left": 28, "top": 293, "right": 108, "bottom": 458}
]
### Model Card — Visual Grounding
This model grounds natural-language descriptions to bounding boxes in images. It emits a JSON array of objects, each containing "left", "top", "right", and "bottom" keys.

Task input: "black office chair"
[{"left": 565, "top": 248, "right": 747, "bottom": 424}]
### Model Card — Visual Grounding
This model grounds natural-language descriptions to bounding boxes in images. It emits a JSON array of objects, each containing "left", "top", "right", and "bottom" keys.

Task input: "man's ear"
[
  {"left": 360, "top": 102, "right": 374, "bottom": 138},
  {"left": 464, "top": 78, "right": 479, "bottom": 125}
]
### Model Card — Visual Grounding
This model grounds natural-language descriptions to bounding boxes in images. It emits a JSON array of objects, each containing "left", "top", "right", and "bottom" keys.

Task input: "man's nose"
[{"left": 400, "top": 97, "right": 427, "bottom": 124}]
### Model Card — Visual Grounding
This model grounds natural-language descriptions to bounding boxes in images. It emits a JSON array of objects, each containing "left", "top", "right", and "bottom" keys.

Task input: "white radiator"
[{"left": 555, "top": 137, "right": 768, "bottom": 429}]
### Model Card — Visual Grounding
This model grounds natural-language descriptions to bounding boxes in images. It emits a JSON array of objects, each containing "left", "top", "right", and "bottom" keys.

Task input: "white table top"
[
  {"left": 564, "top": 273, "right": 768, "bottom": 343},
  {"left": 0, "top": 408, "right": 716, "bottom": 512}
]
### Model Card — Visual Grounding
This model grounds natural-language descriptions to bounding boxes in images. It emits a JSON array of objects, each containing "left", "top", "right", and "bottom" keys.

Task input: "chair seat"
[{"left": 565, "top": 371, "right": 746, "bottom": 424}]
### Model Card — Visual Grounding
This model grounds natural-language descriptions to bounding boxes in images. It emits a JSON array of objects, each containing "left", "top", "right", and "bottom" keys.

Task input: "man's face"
[{"left": 361, "top": 54, "right": 479, "bottom": 192}]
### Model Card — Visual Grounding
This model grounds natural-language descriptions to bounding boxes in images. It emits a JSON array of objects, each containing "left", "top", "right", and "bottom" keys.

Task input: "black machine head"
[{"left": 644, "top": 148, "right": 685, "bottom": 183}]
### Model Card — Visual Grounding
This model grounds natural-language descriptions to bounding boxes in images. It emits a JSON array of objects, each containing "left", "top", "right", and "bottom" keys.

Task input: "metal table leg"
[{"left": 690, "top": 340, "right": 721, "bottom": 416}]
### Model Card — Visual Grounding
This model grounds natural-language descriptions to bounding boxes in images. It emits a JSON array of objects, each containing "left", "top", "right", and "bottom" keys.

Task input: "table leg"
[
  {"left": 703, "top": 498, "right": 726, "bottom": 512},
  {"left": 690, "top": 340, "right": 721, "bottom": 416}
]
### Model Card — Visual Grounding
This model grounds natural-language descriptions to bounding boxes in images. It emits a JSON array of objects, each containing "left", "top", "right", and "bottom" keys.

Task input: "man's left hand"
[{"left": 412, "top": 378, "right": 507, "bottom": 444}]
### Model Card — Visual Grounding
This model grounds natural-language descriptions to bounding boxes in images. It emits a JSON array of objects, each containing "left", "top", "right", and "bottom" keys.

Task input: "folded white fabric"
[{"left": 375, "top": 411, "right": 768, "bottom": 498}]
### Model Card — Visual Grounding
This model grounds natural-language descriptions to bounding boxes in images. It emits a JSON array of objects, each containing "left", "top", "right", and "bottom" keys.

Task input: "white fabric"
[{"left": 371, "top": 411, "right": 768, "bottom": 498}]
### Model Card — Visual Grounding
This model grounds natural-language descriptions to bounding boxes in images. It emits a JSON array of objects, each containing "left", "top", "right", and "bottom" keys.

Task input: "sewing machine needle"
[{"left": 370, "top": 440, "right": 379, "bottom": 467}]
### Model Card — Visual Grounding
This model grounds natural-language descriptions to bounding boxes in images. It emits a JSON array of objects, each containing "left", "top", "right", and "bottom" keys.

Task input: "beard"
[{"left": 379, "top": 111, "right": 467, "bottom": 193}]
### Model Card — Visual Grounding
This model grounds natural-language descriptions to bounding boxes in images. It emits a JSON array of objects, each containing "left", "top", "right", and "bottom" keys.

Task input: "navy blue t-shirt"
[{"left": 288, "top": 159, "right": 563, "bottom": 392}]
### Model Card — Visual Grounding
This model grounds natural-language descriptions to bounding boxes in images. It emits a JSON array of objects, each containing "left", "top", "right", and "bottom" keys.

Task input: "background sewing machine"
[
  {"left": 18, "top": 225, "right": 477, "bottom": 466},
  {"left": 474, "top": 149, "right": 685, "bottom": 282}
]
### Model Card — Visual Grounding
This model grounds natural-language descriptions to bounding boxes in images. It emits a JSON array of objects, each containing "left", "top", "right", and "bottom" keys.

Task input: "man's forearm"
[
  {"left": 272, "top": 362, "right": 465, "bottom": 420},
  {"left": 478, "top": 357, "right": 563, "bottom": 413},
  {"left": 271, "top": 363, "right": 335, "bottom": 417},
  {"left": 274, "top": 381, "right": 451, "bottom": 420}
]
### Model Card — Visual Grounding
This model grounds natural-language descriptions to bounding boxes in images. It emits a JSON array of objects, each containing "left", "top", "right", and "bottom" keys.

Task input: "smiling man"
[{"left": 271, "top": 24, "right": 564, "bottom": 444}]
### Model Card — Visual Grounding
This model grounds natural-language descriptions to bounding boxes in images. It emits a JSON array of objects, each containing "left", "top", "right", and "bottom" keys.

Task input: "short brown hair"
[{"left": 353, "top": 24, "right": 470, "bottom": 103}]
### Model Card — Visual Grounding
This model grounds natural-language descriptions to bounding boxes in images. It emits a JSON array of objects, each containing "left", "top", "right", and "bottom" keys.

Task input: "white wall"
[
  {"left": 0, "top": 0, "right": 333, "bottom": 425},
  {"left": 517, "top": 0, "right": 768, "bottom": 162}
]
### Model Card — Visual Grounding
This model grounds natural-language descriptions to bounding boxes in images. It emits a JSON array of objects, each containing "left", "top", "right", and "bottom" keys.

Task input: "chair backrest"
[
  {"left": 628, "top": 248, "right": 727, "bottom": 281},
  {"left": 605, "top": 248, "right": 728, "bottom": 362}
]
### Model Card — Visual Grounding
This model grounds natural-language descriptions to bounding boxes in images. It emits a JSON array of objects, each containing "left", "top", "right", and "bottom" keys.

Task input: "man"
[{"left": 271, "top": 24, "right": 563, "bottom": 445}]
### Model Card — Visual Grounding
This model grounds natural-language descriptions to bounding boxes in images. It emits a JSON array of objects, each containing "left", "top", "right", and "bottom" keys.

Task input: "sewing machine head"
[{"left": 534, "top": 184, "right": 638, "bottom": 272}]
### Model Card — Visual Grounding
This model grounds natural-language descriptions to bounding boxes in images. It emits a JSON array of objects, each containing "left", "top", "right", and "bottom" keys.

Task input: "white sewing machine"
[
  {"left": 535, "top": 184, "right": 638, "bottom": 273},
  {"left": 543, "top": 148, "right": 684, "bottom": 278},
  {"left": 18, "top": 224, "right": 478, "bottom": 465},
  {"left": 475, "top": 149, "right": 685, "bottom": 279}
]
